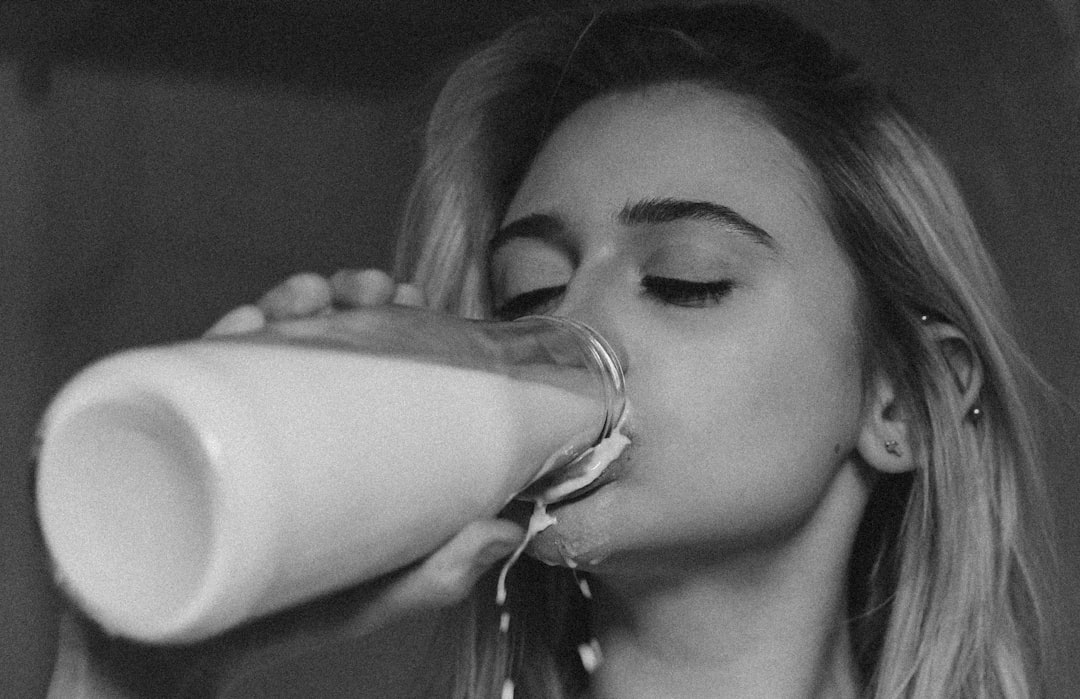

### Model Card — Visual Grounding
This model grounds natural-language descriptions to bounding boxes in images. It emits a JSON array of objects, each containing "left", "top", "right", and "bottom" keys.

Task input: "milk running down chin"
[{"left": 35, "top": 341, "right": 601, "bottom": 643}]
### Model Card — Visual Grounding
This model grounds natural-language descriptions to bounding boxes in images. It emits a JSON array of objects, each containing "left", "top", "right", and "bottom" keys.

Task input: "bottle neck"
[{"left": 516, "top": 315, "right": 626, "bottom": 445}]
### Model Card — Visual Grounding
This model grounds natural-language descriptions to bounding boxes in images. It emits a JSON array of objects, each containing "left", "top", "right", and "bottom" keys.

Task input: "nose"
[{"left": 548, "top": 270, "right": 630, "bottom": 374}]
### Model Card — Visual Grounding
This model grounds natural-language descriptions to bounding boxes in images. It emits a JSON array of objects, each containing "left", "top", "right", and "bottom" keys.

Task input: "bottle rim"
[{"left": 515, "top": 314, "right": 626, "bottom": 444}]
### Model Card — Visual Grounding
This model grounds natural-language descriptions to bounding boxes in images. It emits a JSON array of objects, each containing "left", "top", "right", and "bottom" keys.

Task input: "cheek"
[{"left": 629, "top": 309, "right": 865, "bottom": 540}]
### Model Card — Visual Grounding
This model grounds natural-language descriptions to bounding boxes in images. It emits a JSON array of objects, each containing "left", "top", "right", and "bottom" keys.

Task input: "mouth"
[
  {"left": 516, "top": 405, "right": 632, "bottom": 506},
  {"left": 518, "top": 437, "right": 630, "bottom": 506},
  {"left": 545, "top": 462, "right": 620, "bottom": 507}
]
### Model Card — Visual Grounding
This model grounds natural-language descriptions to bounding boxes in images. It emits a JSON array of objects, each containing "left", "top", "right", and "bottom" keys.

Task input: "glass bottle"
[{"left": 35, "top": 305, "right": 625, "bottom": 643}]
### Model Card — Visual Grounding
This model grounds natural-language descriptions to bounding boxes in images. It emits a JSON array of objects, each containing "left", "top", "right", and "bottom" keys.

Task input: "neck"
[{"left": 586, "top": 466, "right": 867, "bottom": 699}]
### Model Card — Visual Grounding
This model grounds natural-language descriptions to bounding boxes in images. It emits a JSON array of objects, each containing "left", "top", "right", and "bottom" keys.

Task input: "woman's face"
[{"left": 490, "top": 83, "right": 871, "bottom": 573}]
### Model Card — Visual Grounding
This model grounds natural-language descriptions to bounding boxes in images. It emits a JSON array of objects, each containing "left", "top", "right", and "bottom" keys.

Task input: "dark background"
[{"left": 2, "top": 1, "right": 1077, "bottom": 696}]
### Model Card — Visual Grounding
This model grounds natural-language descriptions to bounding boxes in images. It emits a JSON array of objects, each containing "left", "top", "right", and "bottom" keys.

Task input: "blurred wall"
[
  {"left": 1, "top": 60, "right": 57, "bottom": 699},
  {"left": 0, "top": 55, "right": 431, "bottom": 697},
  {"left": 2, "top": 1, "right": 1077, "bottom": 696}
]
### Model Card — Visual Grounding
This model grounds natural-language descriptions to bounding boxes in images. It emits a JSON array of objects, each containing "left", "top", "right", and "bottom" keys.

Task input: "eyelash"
[
  {"left": 493, "top": 285, "right": 564, "bottom": 320},
  {"left": 493, "top": 277, "right": 733, "bottom": 319},
  {"left": 641, "top": 276, "right": 734, "bottom": 307}
]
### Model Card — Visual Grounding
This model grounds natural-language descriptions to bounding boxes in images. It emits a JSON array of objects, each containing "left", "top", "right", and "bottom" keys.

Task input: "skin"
[{"left": 489, "top": 82, "right": 888, "bottom": 697}]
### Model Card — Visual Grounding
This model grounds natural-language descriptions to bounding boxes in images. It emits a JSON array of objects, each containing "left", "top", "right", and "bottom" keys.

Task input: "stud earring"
[{"left": 884, "top": 439, "right": 902, "bottom": 457}]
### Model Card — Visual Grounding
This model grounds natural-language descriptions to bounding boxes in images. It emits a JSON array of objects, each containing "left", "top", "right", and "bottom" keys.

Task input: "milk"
[{"left": 36, "top": 340, "right": 603, "bottom": 643}]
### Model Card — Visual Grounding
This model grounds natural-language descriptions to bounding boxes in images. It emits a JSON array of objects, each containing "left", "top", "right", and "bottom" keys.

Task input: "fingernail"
[{"left": 206, "top": 305, "right": 265, "bottom": 336}]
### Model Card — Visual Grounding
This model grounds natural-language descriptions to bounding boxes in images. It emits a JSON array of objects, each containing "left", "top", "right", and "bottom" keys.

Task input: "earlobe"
[{"left": 857, "top": 373, "right": 916, "bottom": 473}]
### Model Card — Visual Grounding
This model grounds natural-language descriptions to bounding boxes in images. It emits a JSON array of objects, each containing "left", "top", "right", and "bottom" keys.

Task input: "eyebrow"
[
  {"left": 619, "top": 197, "right": 777, "bottom": 249},
  {"left": 488, "top": 196, "right": 777, "bottom": 256},
  {"left": 488, "top": 213, "right": 571, "bottom": 257}
]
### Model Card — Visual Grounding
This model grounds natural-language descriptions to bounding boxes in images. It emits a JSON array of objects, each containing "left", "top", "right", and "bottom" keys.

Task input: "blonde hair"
[{"left": 394, "top": 4, "right": 1053, "bottom": 696}]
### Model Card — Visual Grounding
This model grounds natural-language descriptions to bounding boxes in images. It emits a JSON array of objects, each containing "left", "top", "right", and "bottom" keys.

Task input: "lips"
[
  {"left": 535, "top": 438, "right": 631, "bottom": 506},
  {"left": 517, "top": 406, "right": 632, "bottom": 505},
  {"left": 546, "top": 457, "right": 623, "bottom": 506}
]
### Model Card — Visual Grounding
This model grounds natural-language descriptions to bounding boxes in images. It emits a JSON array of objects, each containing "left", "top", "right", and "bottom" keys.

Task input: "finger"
[
  {"left": 330, "top": 269, "right": 396, "bottom": 307},
  {"left": 357, "top": 519, "right": 525, "bottom": 622},
  {"left": 322, "top": 520, "right": 524, "bottom": 642},
  {"left": 259, "top": 272, "right": 333, "bottom": 320},
  {"left": 205, "top": 305, "right": 266, "bottom": 336},
  {"left": 391, "top": 283, "right": 427, "bottom": 307}
]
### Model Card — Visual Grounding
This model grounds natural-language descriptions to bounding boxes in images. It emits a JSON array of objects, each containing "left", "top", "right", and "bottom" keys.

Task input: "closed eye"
[
  {"left": 641, "top": 276, "right": 733, "bottom": 307},
  {"left": 493, "top": 285, "right": 566, "bottom": 320}
]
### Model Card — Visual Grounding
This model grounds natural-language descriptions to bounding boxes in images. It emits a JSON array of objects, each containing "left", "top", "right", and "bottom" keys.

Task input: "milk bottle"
[{"left": 35, "top": 306, "right": 625, "bottom": 643}]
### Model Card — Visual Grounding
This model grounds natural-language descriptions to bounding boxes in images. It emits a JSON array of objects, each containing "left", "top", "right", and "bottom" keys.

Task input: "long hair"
[{"left": 394, "top": 4, "right": 1053, "bottom": 696}]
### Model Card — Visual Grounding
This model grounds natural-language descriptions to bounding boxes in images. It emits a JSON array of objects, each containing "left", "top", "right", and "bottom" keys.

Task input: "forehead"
[{"left": 503, "top": 82, "right": 828, "bottom": 249}]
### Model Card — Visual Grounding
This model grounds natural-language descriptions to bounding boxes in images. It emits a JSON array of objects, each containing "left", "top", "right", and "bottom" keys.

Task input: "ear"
[
  {"left": 857, "top": 372, "right": 915, "bottom": 473},
  {"left": 925, "top": 321, "right": 984, "bottom": 415},
  {"left": 856, "top": 320, "right": 985, "bottom": 474}
]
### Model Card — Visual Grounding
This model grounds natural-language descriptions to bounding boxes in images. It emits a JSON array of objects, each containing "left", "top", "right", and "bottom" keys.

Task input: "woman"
[
  {"left": 51, "top": 3, "right": 1053, "bottom": 697},
  {"left": 388, "top": 4, "right": 1051, "bottom": 696}
]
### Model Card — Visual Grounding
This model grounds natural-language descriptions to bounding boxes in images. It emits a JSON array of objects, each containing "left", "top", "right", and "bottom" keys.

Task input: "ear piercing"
[{"left": 884, "top": 439, "right": 902, "bottom": 457}]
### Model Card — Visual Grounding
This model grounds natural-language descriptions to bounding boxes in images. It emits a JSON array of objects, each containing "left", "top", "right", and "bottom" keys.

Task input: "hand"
[
  {"left": 206, "top": 269, "right": 427, "bottom": 337},
  {"left": 204, "top": 270, "right": 525, "bottom": 673}
]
